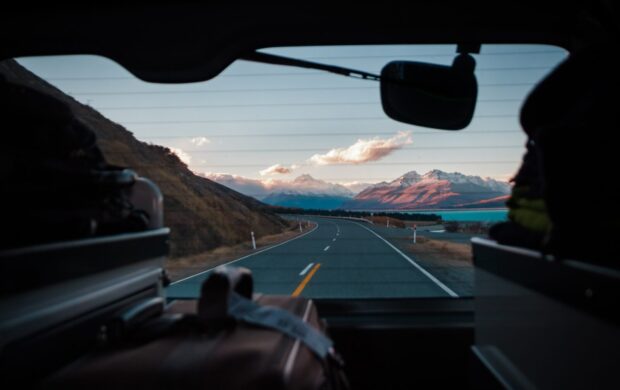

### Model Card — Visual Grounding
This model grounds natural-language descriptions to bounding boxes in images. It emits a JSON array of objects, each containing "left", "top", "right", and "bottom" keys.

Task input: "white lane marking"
[
  {"left": 299, "top": 262, "right": 314, "bottom": 276},
  {"left": 171, "top": 221, "right": 320, "bottom": 285},
  {"left": 332, "top": 238, "right": 336, "bottom": 242},
  {"left": 324, "top": 246, "right": 330, "bottom": 251},
  {"left": 353, "top": 222, "right": 459, "bottom": 298},
  {"left": 430, "top": 230, "right": 446, "bottom": 233}
]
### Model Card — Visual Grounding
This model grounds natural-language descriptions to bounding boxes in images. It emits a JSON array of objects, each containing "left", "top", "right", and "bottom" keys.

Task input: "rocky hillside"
[
  {"left": 343, "top": 169, "right": 511, "bottom": 210},
  {"left": 0, "top": 59, "right": 288, "bottom": 257}
]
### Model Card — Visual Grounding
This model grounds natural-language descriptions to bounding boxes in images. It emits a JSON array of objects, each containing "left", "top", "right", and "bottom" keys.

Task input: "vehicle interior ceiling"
[{"left": 2, "top": 3, "right": 617, "bottom": 389}]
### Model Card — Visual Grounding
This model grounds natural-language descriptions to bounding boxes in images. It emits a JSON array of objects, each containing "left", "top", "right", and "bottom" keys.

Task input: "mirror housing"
[{"left": 380, "top": 54, "right": 478, "bottom": 130}]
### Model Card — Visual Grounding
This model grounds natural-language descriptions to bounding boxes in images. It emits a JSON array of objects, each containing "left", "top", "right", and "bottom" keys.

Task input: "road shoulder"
[{"left": 166, "top": 221, "right": 317, "bottom": 282}]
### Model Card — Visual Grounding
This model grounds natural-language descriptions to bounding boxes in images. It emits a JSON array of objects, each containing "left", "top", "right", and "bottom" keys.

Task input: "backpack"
[{"left": 0, "top": 76, "right": 150, "bottom": 249}]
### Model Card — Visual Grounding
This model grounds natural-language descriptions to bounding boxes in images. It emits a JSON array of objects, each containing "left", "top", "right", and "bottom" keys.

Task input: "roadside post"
[
  {"left": 387, "top": 219, "right": 390, "bottom": 228},
  {"left": 251, "top": 231, "right": 256, "bottom": 250},
  {"left": 413, "top": 224, "right": 417, "bottom": 244},
  {"left": 299, "top": 220, "right": 303, "bottom": 232}
]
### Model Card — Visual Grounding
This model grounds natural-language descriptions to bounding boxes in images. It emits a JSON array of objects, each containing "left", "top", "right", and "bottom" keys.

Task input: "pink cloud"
[
  {"left": 259, "top": 163, "right": 295, "bottom": 176},
  {"left": 309, "top": 131, "right": 412, "bottom": 165}
]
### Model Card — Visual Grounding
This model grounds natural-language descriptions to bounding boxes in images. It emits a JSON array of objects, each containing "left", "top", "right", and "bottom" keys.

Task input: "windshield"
[{"left": 14, "top": 44, "right": 567, "bottom": 299}]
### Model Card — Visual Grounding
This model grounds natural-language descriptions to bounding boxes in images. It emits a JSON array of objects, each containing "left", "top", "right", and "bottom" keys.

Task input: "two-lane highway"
[{"left": 167, "top": 217, "right": 458, "bottom": 299}]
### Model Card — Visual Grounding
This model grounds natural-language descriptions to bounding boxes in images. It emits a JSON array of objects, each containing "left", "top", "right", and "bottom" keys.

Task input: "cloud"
[
  {"left": 190, "top": 137, "right": 211, "bottom": 147},
  {"left": 169, "top": 147, "right": 191, "bottom": 165},
  {"left": 259, "top": 163, "right": 295, "bottom": 176},
  {"left": 309, "top": 131, "right": 412, "bottom": 165}
]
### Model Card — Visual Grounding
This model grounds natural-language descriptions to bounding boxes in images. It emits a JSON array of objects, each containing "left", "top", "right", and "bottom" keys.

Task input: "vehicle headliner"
[{"left": 0, "top": 3, "right": 598, "bottom": 83}]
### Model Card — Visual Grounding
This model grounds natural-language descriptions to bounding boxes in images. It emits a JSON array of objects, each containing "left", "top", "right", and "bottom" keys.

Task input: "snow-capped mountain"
[
  {"left": 206, "top": 170, "right": 510, "bottom": 210},
  {"left": 204, "top": 173, "right": 271, "bottom": 198},
  {"left": 258, "top": 175, "right": 354, "bottom": 209},
  {"left": 206, "top": 174, "right": 359, "bottom": 209},
  {"left": 287, "top": 174, "right": 354, "bottom": 197},
  {"left": 342, "top": 170, "right": 511, "bottom": 210},
  {"left": 204, "top": 173, "right": 354, "bottom": 198},
  {"left": 204, "top": 173, "right": 356, "bottom": 208}
]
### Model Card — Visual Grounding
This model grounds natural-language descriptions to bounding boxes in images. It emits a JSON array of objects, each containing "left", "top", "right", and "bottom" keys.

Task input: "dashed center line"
[
  {"left": 299, "top": 262, "right": 314, "bottom": 276},
  {"left": 332, "top": 238, "right": 336, "bottom": 242},
  {"left": 324, "top": 245, "right": 330, "bottom": 251},
  {"left": 292, "top": 263, "right": 321, "bottom": 297}
]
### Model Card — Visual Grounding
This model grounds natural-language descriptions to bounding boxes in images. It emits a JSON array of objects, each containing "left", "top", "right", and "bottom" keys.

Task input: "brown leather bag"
[{"left": 44, "top": 267, "right": 348, "bottom": 390}]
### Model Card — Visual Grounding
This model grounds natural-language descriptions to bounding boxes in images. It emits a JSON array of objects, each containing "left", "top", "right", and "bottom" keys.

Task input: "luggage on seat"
[
  {"left": 44, "top": 266, "right": 349, "bottom": 390},
  {"left": 0, "top": 76, "right": 161, "bottom": 250}
]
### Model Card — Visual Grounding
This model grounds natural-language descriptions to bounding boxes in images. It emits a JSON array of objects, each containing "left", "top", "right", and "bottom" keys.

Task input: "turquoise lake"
[{"left": 403, "top": 209, "right": 509, "bottom": 222}]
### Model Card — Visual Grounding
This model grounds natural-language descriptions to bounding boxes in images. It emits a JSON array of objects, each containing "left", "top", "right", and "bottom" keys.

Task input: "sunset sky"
[{"left": 18, "top": 44, "right": 567, "bottom": 192}]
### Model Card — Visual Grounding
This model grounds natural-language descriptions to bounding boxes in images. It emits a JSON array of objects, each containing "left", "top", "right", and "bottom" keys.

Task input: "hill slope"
[{"left": 0, "top": 59, "right": 288, "bottom": 257}]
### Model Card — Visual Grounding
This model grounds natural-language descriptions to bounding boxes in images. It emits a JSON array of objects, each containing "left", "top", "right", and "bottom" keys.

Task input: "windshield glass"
[{"left": 14, "top": 44, "right": 567, "bottom": 299}]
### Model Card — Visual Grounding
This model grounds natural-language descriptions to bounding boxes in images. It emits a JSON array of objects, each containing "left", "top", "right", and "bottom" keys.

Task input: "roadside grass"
[
  {"left": 369, "top": 215, "right": 406, "bottom": 228},
  {"left": 369, "top": 215, "right": 441, "bottom": 229},
  {"left": 397, "top": 235, "right": 473, "bottom": 264},
  {"left": 443, "top": 221, "right": 492, "bottom": 235},
  {"left": 165, "top": 221, "right": 316, "bottom": 282}
]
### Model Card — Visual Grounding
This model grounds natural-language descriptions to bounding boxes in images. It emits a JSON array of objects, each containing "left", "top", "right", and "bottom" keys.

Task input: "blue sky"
[{"left": 17, "top": 44, "right": 567, "bottom": 189}]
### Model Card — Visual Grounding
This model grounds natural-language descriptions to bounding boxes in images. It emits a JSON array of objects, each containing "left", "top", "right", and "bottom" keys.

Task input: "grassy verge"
[
  {"left": 444, "top": 221, "right": 492, "bottom": 235},
  {"left": 165, "top": 221, "right": 315, "bottom": 282},
  {"left": 368, "top": 215, "right": 407, "bottom": 228},
  {"left": 396, "top": 235, "right": 473, "bottom": 264},
  {"left": 369, "top": 215, "right": 439, "bottom": 229},
  {"left": 379, "top": 230, "right": 475, "bottom": 296}
]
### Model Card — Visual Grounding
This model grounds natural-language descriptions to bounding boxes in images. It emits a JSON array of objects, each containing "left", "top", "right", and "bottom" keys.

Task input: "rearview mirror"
[{"left": 380, "top": 54, "right": 477, "bottom": 130}]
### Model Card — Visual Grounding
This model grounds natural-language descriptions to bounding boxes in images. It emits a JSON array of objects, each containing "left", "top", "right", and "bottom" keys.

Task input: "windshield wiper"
[{"left": 240, "top": 51, "right": 380, "bottom": 81}]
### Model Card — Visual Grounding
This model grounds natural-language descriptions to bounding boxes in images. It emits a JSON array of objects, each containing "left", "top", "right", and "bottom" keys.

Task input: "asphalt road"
[
  {"left": 167, "top": 217, "right": 460, "bottom": 299},
  {"left": 356, "top": 223, "right": 478, "bottom": 296}
]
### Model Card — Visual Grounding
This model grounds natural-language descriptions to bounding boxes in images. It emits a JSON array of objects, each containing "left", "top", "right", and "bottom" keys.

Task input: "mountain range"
[
  {"left": 208, "top": 170, "right": 511, "bottom": 210},
  {"left": 343, "top": 170, "right": 511, "bottom": 210},
  {"left": 204, "top": 173, "right": 357, "bottom": 209}
]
